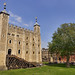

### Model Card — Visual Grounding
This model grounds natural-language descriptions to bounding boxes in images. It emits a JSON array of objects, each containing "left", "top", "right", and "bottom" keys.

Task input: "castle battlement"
[{"left": 8, "top": 24, "right": 34, "bottom": 33}]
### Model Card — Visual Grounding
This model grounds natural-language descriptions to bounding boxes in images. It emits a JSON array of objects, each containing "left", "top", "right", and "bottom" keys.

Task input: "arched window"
[
  {"left": 38, "top": 40, "right": 40, "bottom": 42},
  {"left": 38, "top": 52, "right": 40, "bottom": 54},
  {"left": 18, "top": 50, "right": 20, "bottom": 54},
  {"left": 34, "top": 27, "right": 36, "bottom": 31},
  {"left": 33, "top": 51, "right": 34, "bottom": 54},
  {"left": 3, "top": 35, "right": 5, "bottom": 37},
  {"left": 17, "top": 35, "right": 19, "bottom": 37},
  {"left": 19, "top": 41, "right": 20, "bottom": 45},
  {"left": 12, "top": 34, "right": 15, "bottom": 36},
  {"left": 33, "top": 44, "right": 34, "bottom": 46},
  {"left": 45, "top": 56, "right": 46, "bottom": 58},
  {"left": 33, "top": 38, "right": 34, "bottom": 41},
  {"left": 38, "top": 45, "right": 40, "bottom": 47},
  {"left": 8, "top": 33, "right": 10, "bottom": 35},
  {"left": 26, "top": 37, "right": 28, "bottom": 40},
  {"left": 26, "top": 43, "right": 28, "bottom": 45},
  {"left": 9, "top": 40, "right": 11, "bottom": 43},
  {"left": 26, "top": 51, "right": 28, "bottom": 54}
]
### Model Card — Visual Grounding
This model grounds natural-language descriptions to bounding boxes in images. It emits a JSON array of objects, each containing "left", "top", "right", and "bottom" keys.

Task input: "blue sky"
[{"left": 0, "top": 0, "right": 75, "bottom": 48}]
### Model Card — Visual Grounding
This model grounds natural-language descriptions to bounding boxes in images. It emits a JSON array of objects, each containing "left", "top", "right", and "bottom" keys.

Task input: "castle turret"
[
  {"left": 34, "top": 17, "right": 40, "bottom": 34},
  {"left": 0, "top": 3, "right": 9, "bottom": 70},
  {"left": 34, "top": 17, "right": 42, "bottom": 63}
]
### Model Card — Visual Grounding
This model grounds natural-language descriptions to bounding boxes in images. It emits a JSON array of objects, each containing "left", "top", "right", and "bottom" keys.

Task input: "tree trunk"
[{"left": 66, "top": 55, "right": 70, "bottom": 68}]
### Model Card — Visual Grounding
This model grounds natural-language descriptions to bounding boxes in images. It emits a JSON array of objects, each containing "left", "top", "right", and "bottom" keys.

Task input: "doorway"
[{"left": 8, "top": 49, "right": 12, "bottom": 55}]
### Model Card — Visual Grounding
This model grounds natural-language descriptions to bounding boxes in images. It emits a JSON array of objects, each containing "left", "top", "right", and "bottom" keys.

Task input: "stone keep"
[{"left": 0, "top": 4, "right": 42, "bottom": 70}]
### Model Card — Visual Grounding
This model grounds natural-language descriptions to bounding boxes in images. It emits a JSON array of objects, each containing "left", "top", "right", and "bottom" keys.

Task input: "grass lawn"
[{"left": 0, "top": 64, "right": 75, "bottom": 75}]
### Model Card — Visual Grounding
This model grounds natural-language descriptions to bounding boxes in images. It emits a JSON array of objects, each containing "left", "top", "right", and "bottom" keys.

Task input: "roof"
[{"left": 0, "top": 11, "right": 9, "bottom": 16}]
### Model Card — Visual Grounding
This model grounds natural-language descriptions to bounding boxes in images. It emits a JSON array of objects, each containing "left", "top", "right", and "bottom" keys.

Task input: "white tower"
[{"left": 34, "top": 17, "right": 42, "bottom": 63}]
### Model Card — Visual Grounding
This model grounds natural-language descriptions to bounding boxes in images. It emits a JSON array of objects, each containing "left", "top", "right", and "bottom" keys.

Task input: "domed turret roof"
[
  {"left": 34, "top": 17, "right": 40, "bottom": 27},
  {"left": 0, "top": 3, "right": 9, "bottom": 15}
]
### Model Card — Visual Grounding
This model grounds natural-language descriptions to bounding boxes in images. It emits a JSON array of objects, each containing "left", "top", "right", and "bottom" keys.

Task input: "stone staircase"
[{"left": 6, "top": 55, "right": 39, "bottom": 70}]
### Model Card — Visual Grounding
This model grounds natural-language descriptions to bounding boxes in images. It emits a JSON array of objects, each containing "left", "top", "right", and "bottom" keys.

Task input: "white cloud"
[
  {"left": 24, "top": 21, "right": 34, "bottom": 27},
  {"left": 9, "top": 20, "right": 19, "bottom": 25},
  {"left": 8, "top": 11, "right": 33, "bottom": 27},
  {"left": 24, "top": 24, "right": 29, "bottom": 27},
  {"left": 16, "top": 17, "right": 22, "bottom": 23},
  {"left": 9, "top": 11, "right": 22, "bottom": 23}
]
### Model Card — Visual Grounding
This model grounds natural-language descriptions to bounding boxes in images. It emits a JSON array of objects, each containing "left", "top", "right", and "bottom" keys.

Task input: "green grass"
[
  {"left": 42, "top": 62, "right": 49, "bottom": 65},
  {"left": 0, "top": 64, "right": 75, "bottom": 75}
]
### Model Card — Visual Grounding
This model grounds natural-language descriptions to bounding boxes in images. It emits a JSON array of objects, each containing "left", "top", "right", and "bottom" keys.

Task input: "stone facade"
[
  {"left": 0, "top": 6, "right": 42, "bottom": 70},
  {"left": 42, "top": 48, "right": 51, "bottom": 62},
  {"left": 42, "top": 48, "right": 57, "bottom": 63}
]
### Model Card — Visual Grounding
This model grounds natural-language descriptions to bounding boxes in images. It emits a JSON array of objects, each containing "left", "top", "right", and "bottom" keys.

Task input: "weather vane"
[
  {"left": 4, "top": 3, "right": 6, "bottom": 10},
  {"left": 35, "top": 17, "right": 37, "bottom": 22}
]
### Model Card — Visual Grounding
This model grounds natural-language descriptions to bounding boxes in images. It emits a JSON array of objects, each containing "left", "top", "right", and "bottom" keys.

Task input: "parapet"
[{"left": 8, "top": 23, "right": 34, "bottom": 33}]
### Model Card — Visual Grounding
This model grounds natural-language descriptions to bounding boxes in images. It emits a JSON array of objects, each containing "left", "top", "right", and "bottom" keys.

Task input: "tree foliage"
[{"left": 48, "top": 23, "right": 75, "bottom": 67}]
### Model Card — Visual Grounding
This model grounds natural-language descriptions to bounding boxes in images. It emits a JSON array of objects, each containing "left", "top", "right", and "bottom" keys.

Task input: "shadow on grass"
[{"left": 44, "top": 63, "right": 75, "bottom": 68}]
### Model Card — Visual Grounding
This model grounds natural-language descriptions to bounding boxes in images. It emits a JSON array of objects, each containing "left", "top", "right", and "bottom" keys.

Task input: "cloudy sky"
[{"left": 0, "top": 0, "right": 75, "bottom": 48}]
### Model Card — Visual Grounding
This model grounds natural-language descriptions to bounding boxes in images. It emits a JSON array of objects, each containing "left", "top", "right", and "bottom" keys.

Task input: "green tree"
[{"left": 48, "top": 23, "right": 75, "bottom": 67}]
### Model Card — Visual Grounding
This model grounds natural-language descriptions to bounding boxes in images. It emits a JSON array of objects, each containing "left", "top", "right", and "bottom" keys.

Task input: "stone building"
[
  {"left": 42, "top": 48, "right": 75, "bottom": 63},
  {"left": 42, "top": 48, "right": 57, "bottom": 63},
  {"left": 42, "top": 48, "right": 51, "bottom": 62},
  {"left": 0, "top": 3, "right": 42, "bottom": 70}
]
